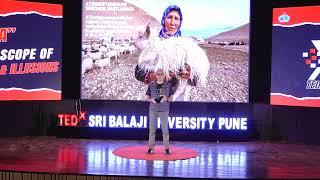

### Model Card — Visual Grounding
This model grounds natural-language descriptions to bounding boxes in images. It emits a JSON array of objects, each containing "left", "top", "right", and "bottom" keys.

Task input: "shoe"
[
  {"left": 165, "top": 149, "right": 170, "bottom": 155},
  {"left": 147, "top": 149, "right": 154, "bottom": 154}
]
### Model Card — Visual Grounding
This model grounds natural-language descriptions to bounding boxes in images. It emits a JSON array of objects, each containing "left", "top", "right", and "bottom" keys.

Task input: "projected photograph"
[
  {"left": 271, "top": 5, "right": 320, "bottom": 107},
  {"left": 0, "top": 0, "right": 62, "bottom": 100},
  {"left": 81, "top": 0, "right": 250, "bottom": 102}
]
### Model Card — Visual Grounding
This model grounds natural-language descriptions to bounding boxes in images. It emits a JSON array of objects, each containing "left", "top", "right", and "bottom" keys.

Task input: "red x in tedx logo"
[{"left": 79, "top": 111, "right": 86, "bottom": 121}]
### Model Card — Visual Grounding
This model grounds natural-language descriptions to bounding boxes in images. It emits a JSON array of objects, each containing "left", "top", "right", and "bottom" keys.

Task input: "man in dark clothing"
[{"left": 145, "top": 69, "right": 174, "bottom": 155}]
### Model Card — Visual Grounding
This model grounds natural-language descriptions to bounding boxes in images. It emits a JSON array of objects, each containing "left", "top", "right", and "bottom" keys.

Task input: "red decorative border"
[
  {"left": 0, "top": 0, "right": 62, "bottom": 16},
  {"left": 0, "top": 89, "right": 61, "bottom": 100},
  {"left": 273, "top": 5, "right": 320, "bottom": 25},
  {"left": 270, "top": 94, "right": 320, "bottom": 107}
]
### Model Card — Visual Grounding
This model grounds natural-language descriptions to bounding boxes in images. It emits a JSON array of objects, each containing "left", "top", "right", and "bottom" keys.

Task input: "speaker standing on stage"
[{"left": 145, "top": 69, "right": 174, "bottom": 155}]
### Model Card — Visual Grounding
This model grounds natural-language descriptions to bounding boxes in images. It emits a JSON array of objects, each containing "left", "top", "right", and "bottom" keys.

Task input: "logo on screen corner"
[
  {"left": 303, "top": 40, "right": 320, "bottom": 89},
  {"left": 278, "top": 13, "right": 290, "bottom": 23}
]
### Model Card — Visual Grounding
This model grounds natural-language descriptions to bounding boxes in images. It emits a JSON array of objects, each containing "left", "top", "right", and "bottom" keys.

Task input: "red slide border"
[
  {"left": 273, "top": 5, "right": 320, "bottom": 25},
  {"left": 270, "top": 94, "right": 320, "bottom": 107},
  {"left": 0, "top": 89, "right": 61, "bottom": 100},
  {"left": 0, "top": 0, "right": 62, "bottom": 16}
]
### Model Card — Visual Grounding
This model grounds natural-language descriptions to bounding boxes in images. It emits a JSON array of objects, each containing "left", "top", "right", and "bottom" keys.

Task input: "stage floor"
[{"left": 0, "top": 137, "right": 320, "bottom": 179}]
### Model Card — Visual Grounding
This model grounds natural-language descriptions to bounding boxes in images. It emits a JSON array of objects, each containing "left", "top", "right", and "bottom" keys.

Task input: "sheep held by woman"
[{"left": 135, "top": 26, "right": 210, "bottom": 101}]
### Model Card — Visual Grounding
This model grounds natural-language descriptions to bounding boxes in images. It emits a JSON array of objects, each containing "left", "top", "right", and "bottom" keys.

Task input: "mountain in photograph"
[{"left": 206, "top": 23, "right": 249, "bottom": 43}]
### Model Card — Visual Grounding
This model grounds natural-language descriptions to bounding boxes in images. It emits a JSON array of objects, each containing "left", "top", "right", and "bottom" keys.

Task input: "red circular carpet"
[{"left": 112, "top": 145, "right": 199, "bottom": 161}]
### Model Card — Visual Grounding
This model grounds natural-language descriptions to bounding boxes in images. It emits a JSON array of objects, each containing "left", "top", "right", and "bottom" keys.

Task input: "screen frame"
[
  {"left": 0, "top": 0, "right": 63, "bottom": 101},
  {"left": 78, "top": 0, "right": 252, "bottom": 104},
  {"left": 270, "top": 2, "right": 320, "bottom": 107}
]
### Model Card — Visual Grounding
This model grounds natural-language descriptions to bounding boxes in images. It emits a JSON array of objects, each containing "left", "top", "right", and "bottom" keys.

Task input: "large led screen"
[
  {"left": 271, "top": 5, "right": 320, "bottom": 107},
  {"left": 0, "top": 0, "right": 62, "bottom": 100},
  {"left": 81, "top": 0, "right": 250, "bottom": 102}
]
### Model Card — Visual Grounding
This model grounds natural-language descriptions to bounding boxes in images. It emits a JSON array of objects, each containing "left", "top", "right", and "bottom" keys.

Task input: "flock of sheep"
[{"left": 82, "top": 39, "right": 137, "bottom": 75}]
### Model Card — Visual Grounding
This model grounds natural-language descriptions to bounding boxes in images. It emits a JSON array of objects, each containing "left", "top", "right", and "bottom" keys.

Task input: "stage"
[{"left": 0, "top": 137, "right": 320, "bottom": 179}]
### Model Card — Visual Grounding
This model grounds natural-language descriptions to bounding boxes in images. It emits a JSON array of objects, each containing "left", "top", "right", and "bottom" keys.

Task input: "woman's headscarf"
[{"left": 158, "top": 5, "right": 183, "bottom": 38}]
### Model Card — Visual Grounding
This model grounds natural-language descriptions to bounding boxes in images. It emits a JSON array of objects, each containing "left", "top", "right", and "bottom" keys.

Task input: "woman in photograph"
[{"left": 135, "top": 6, "right": 197, "bottom": 88}]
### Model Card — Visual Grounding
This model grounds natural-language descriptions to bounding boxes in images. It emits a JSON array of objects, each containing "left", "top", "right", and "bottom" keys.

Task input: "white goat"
[
  {"left": 82, "top": 57, "right": 94, "bottom": 75},
  {"left": 106, "top": 49, "right": 119, "bottom": 61},
  {"left": 136, "top": 26, "right": 210, "bottom": 101},
  {"left": 96, "top": 57, "right": 111, "bottom": 68}
]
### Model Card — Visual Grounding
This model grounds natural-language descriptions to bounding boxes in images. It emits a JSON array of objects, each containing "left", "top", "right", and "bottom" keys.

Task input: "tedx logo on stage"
[
  {"left": 58, "top": 111, "right": 87, "bottom": 127},
  {"left": 57, "top": 112, "right": 248, "bottom": 130},
  {"left": 303, "top": 40, "right": 320, "bottom": 89}
]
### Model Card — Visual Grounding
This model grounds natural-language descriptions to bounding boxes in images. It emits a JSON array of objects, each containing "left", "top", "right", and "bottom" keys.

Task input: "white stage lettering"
[
  {"left": 87, "top": 115, "right": 247, "bottom": 130},
  {"left": 218, "top": 117, "right": 247, "bottom": 130}
]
